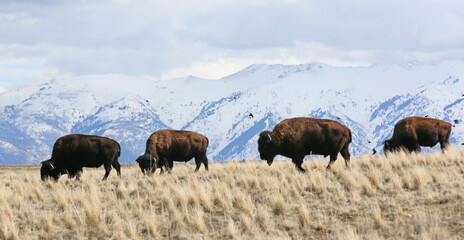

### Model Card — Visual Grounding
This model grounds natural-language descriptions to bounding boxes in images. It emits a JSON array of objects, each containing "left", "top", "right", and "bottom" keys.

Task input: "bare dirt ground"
[{"left": 1, "top": 150, "right": 464, "bottom": 239}]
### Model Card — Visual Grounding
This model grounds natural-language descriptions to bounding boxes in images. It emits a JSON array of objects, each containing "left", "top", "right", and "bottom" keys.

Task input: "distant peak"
[
  {"left": 222, "top": 62, "right": 328, "bottom": 80},
  {"left": 243, "top": 62, "right": 326, "bottom": 72}
]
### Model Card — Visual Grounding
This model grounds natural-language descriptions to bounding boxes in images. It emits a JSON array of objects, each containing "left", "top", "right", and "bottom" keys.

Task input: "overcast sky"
[{"left": 1, "top": 0, "right": 464, "bottom": 89}]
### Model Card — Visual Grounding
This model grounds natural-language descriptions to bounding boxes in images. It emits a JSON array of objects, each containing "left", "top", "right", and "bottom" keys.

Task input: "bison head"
[
  {"left": 136, "top": 154, "right": 157, "bottom": 175},
  {"left": 40, "top": 160, "right": 60, "bottom": 181},
  {"left": 383, "top": 139, "right": 398, "bottom": 154},
  {"left": 258, "top": 131, "right": 278, "bottom": 166}
]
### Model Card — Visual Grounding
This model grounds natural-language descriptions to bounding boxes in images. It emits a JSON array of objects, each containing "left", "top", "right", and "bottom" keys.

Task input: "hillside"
[
  {"left": 1, "top": 61, "right": 464, "bottom": 164},
  {"left": 1, "top": 151, "right": 463, "bottom": 239}
]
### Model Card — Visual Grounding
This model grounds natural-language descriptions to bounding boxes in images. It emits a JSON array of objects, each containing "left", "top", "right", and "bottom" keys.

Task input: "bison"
[
  {"left": 258, "top": 117, "right": 352, "bottom": 172},
  {"left": 383, "top": 116, "right": 451, "bottom": 154},
  {"left": 135, "top": 129, "right": 209, "bottom": 174},
  {"left": 41, "top": 134, "right": 121, "bottom": 181}
]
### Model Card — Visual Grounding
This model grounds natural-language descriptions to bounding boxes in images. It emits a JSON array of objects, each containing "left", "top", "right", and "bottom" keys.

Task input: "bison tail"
[
  {"left": 346, "top": 128, "right": 352, "bottom": 143},
  {"left": 117, "top": 142, "right": 121, "bottom": 157}
]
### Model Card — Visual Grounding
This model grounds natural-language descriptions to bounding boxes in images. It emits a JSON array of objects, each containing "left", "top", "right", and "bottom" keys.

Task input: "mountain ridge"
[{"left": 1, "top": 61, "right": 463, "bottom": 164}]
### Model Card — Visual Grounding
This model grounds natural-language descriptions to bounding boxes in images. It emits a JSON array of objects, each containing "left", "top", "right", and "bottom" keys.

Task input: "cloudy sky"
[{"left": 1, "top": 0, "right": 464, "bottom": 89}]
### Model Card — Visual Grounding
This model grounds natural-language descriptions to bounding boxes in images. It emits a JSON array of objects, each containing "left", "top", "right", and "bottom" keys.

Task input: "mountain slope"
[{"left": 0, "top": 62, "right": 463, "bottom": 164}]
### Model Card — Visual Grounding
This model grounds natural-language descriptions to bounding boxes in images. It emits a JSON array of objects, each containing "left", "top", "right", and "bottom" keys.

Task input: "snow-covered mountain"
[{"left": 1, "top": 61, "right": 463, "bottom": 164}]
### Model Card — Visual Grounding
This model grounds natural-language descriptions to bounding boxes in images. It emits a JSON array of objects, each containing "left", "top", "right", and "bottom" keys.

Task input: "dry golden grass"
[{"left": 1, "top": 149, "right": 464, "bottom": 239}]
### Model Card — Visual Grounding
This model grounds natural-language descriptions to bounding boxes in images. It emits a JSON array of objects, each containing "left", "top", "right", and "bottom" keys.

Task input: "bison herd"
[{"left": 40, "top": 116, "right": 452, "bottom": 181}]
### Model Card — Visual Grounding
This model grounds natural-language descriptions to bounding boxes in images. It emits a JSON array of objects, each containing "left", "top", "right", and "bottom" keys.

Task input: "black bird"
[
  {"left": 368, "top": 141, "right": 372, "bottom": 144},
  {"left": 249, "top": 112, "right": 254, "bottom": 118},
  {"left": 454, "top": 119, "right": 459, "bottom": 124},
  {"left": 372, "top": 148, "right": 377, "bottom": 155},
  {"left": 462, "top": 143, "right": 464, "bottom": 145},
  {"left": 425, "top": 115, "right": 429, "bottom": 118},
  {"left": 234, "top": 97, "right": 237, "bottom": 100},
  {"left": 336, "top": 117, "right": 341, "bottom": 120},
  {"left": 145, "top": 100, "right": 149, "bottom": 103}
]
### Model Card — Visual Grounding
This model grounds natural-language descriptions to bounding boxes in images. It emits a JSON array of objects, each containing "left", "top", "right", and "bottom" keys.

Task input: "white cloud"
[
  {"left": 161, "top": 41, "right": 377, "bottom": 80},
  {"left": 0, "top": 0, "right": 464, "bottom": 87},
  {"left": 0, "top": 12, "right": 37, "bottom": 27}
]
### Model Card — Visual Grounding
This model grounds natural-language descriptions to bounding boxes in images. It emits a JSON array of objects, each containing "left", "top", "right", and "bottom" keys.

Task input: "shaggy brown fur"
[
  {"left": 41, "top": 134, "right": 121, "bottom": 181},
  {"left": 258, "top": 117, "right": 352, "bottom": 172},
  {"left": 136, "top": 129, "right": 209, "bottom": 174},
  {"left": 383, "top": 116, "right": 451, "bottom": 154}
]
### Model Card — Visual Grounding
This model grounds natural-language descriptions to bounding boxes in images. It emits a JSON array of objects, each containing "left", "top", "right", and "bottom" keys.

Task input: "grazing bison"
[
  {"left": 383, "top": 116, "right": 451, "bottom": 154},
  {"left": 41, "top": 134, "right": 121, "bottom": 181},
  {"left": 258, "top": 117, "right": 352, "bottom": 172},
  {"left": 135, "top": 129, "right": 209, "bottom": 174}
]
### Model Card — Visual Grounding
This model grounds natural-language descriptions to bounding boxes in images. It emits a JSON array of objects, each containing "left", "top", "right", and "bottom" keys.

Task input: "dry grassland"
[{"left": 1, "top": 150, "right": 464, "bottom": 239}]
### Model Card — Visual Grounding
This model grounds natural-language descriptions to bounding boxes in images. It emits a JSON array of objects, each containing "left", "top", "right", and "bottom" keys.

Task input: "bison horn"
[
  {"left": 265, "top": 133, "right": 272, "bottom": 143},
  {"left": 49, "top": 162, "right": 55, "bottom": 170},
  {"left": 384, "top": 141, "right": 390, "bottom": 148}
]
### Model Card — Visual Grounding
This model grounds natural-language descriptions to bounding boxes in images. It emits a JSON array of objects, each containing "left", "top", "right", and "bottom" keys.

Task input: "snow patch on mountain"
[{"left": 0, "top": 61, "right": 463, "bottom": 164}]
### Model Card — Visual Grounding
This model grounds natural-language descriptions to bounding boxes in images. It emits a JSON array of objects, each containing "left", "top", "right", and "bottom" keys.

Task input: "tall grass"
[{"left": 0, "top": 149, "right": 464, "bottom": 239}]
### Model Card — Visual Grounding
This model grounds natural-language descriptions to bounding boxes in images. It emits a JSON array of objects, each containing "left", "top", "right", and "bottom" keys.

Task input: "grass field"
[{"left": 1, "top": 149, "right": 464, "bottom": 239}]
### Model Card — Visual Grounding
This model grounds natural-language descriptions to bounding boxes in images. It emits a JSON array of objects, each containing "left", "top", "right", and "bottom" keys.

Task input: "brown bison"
[
  {"left": 135, "top": 129, "right": 209, "bottom": 174},
  {"left": 383, "top": 116, "right": 451, "bottom": 153},
  {"left": 41, "top": 134, "right": 121, "bottom": 181},
  {"left": 258, "top": 117, "right": 352, "bottom": 172}
]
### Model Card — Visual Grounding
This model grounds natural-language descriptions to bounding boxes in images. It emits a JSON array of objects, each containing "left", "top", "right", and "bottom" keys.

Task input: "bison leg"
[
  {"left": 75, "top": 172, "right": 82, "bottom": 181},
  {"left": 194, "top": 154, "right": 209, "bottom": 172},
  {"left": 340, "top": 145, "right": 351, "bottom": 168},
  {"left": 112, "top": 160, "right": 121, "bottom": 177},
  {"left": 326, "top": 153, "right": 338, "bottom": 169},
  {"left": 292, "top": 156, "right": 306, "bottom": 172},
  {"left": 203, "top": 157, "right": 209, "bottom": 171},
  {"left": 102, "top": 162, "right": 112, "bottom": 180},
  {"left": 440, "top": 141, "right": 450, "bottom": 152},
  {"left": 440, "top": 127, "right": 452, "bottom": 152},
  {"left": 200, "top": 154, "right": 209, "bottom": 171},
  {"left": 327, "top": 139, "right": 348, "bottom": 169},
  {"left": 166, "top": 161, "right": 174, "bottom": 174},
  {"left": 194, "top": 158, "right": 201, "bottom": 172},
  {"left": 410, "top": 144, "right": 421, "bottom": 153},
  {"left": 68, "top": 168, "right": 81, "bottom": 180},
  {"left": 69, "top": 169, "right": 82, "bottom": 180},
  {"left": 158, "top": 157, "right": 168, "bottom": 174}
]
